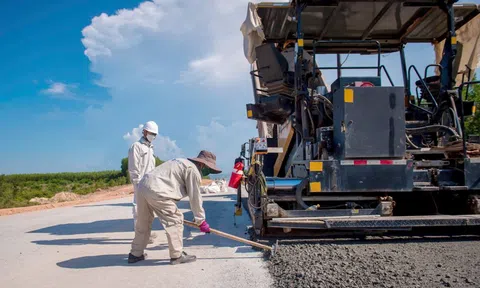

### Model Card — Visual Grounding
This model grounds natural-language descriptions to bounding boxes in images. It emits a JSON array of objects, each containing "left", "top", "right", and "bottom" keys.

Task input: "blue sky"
[{"left": 0, "top": 0, "right": 478, "bottom": 175}]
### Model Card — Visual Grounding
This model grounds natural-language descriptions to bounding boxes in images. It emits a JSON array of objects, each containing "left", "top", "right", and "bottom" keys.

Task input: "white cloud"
[
  {"left": 39, "top": 81, "right": 104, "bottom": 106},
  {"left": 176, "top": 49, "right": 250, "bottom": 86},
  {"left": 45, "top": 82, "right": 68, "bottom": 94},
  {"left": 123, "top": 124, "right": 144, "bottom": 143},
  {"left": 40, "top": 81, "right": 77, "bottom": 100},
  {"left": 81, "top": 0, "right": 196, "bottom": 62},
  {"left": 195, "top": 118, "right": 256, "bottom": 172},
  {"left": 123, "top": 124, "right": 184, "bottom": 161},
  {"left": 80, "top": 0, "right": 271, "bottom": 87},
  {"left": 79, "top": 0, "right": 264, "bottom": 171},
  {"left": 154, "top": 135, "right": 185, "bottom": 160},
  {"left": 176, "top": 0, "right": 290, "bottom": 86}
]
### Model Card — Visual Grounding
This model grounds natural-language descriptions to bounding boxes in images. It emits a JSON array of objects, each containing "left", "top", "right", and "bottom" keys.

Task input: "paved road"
[{"left": 0, "top": 192, "right": 272, "bottom": 288}]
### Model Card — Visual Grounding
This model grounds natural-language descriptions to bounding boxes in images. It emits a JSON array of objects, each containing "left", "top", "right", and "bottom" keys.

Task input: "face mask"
[
  {"left": 201, "top": 167, "right": 210, "bottom": 177},
  {"left": 146, "top": 134, "right": 156, "bottom": 142}
]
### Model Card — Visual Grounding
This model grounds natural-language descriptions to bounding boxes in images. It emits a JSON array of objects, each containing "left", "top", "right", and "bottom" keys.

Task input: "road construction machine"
[{"left": 237, "top": 0, "right": 480, "bottom": 237}]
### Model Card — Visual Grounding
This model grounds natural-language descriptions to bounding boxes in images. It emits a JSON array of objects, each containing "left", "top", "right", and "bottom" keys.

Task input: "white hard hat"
[{"left": 143, "top": 121, "right": 158, "bottom": 134}]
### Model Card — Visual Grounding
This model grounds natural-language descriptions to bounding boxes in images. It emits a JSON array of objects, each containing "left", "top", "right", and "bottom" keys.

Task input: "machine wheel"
[
  {"left": 467, "top": 195, "right": 480, "bottom": 214},
  {"left": 439, "top": 103, "right": 457, "bottom": 146}
]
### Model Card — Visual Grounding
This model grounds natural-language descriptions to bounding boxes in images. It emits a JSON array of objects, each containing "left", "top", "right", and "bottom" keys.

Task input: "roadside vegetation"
[
  {"left": 0, "top": 155, "right": 211, "bottom": 209},
  {"left": 0, "top": 171, "right": 127, "bottom": 209},
  {"left": 464, "top": 75, "right": 480, "bottom": 136}
]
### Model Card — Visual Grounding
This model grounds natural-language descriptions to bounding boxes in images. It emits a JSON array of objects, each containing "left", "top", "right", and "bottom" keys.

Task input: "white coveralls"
[
  {"left": 130, "top": 158, "right": 205, "bottom": 259},
  {"left": 128, "top": 137, "right": 155, "bottom": 226}
]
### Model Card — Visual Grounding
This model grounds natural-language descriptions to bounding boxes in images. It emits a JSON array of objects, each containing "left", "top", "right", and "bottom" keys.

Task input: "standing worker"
[
  {"left": 128, "top": 120, "right": 158, "bottom": 244},
  {"left": 127, "top": 150, "right": 222, "bottom": 265}
]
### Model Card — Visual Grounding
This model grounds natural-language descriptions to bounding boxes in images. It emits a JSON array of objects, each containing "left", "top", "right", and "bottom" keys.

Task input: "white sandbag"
[
  {"left": 203, "top": 181, "right": 221, "bottom": 194},
  {"left": 215, "top": 179, "right": 228, "bottom": 193}
]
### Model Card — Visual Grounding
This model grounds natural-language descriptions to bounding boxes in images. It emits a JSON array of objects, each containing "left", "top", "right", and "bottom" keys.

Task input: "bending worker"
[
  {"left": 128, "top": 121, "right": 158, "bottom": 244},
  {"left": 127, "top": 150, "right": 222, "bottom": 265}
]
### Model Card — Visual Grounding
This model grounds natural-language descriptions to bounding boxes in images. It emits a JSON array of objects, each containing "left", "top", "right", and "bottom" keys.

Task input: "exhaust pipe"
[
  {"left": 265, "top": 177, "right": 309, "bottom": 209},
  {"left": 266, "top": 178, "right": 303, "bottom": 191}
]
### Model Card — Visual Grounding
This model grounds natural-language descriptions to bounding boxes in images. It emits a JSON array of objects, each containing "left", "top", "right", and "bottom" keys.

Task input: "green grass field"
[{"left": 0, "top": 171, "right": 127, "bottom": 209}]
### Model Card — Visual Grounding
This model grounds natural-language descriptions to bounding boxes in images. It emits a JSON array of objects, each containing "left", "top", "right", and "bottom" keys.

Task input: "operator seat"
[
  {"left": 255, "top": 43, "right": 294, "bottom": 97},
  {"left": 415, "top": 75, "right": 441, "bottom": 103}
]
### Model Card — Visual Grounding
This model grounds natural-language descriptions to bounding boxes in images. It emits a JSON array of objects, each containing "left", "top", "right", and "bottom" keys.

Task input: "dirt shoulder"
[
  {"left": 0, "top": 185, "right": 134, "bottom": 216},
  {"left": 1, "top": 179, "right": 216, "bottom": 217}
]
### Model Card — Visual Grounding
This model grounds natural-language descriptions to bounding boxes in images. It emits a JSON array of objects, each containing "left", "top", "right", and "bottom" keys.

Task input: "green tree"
[
  {"left": 155, "top": 156, "right": 164, "bottom": 166},
  {"left": 121, "top": 155, "right": 164, "bottom": 184},
  {"left": 463, "top": 74, "right": 480, "bottom": 136},
  {"left": 121, "top": 157, "right": 130, "bottom": 184},
  {"left": 121, "top": 158, "right": 128, "bottom": 176}
]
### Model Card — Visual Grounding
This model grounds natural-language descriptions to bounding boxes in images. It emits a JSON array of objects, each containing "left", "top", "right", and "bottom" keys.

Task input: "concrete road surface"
[{"left": 0, "top": 192, "right": 272, "bottom": 288}]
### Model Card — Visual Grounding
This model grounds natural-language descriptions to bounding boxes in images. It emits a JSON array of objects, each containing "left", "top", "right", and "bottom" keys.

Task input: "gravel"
[{"left": 266, "top": 237, "right": 480, "bottom": 288}]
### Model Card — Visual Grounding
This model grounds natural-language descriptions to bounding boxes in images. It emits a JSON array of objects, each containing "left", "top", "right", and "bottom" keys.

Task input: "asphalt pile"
[{"left": 266, "top": 237, "right": 480, "bottom": 288}]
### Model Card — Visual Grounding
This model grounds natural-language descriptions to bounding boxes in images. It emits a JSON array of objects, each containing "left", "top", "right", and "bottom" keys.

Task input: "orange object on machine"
[
  {"left": 346, "top": 81, "right": 375, "bottom": 87},
  {"left": 353, "top": 81, "right": 374, "bottom": 87},
  {"left": 228, "top": 160, "right": 244, "bottom": 190},
  {"left": 360, "top": 81, "right": 374, "bottom": 87}
]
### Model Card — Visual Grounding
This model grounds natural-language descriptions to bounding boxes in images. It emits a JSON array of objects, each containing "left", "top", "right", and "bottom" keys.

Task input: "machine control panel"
[{"left": 253, "top": 137, "right": 268, "bottom": 155}]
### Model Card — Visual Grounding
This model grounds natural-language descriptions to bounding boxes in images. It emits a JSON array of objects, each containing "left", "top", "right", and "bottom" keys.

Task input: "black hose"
[
  {"left": 295, "top": 178, "right": 309, "bottom": 209},
  {"left": 405, "top": 125, "right": 460, "bottom": 138}
]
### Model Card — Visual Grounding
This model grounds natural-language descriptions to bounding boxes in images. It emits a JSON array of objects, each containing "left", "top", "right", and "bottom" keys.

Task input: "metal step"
[
  {"left": 267, "top": 214, "right": 480, "bottom": 230},
  {"left": 413, "top": 186, "right": 439, "bottom": 191},
  {"left": 267, "top": 195, "right": 378, "bottom": 202},
  {"left": 412, "top": 185, "right": 468, "bottom": 191},
  {"left": 440, "top": 186, "right": 468, "bottom": 191}
]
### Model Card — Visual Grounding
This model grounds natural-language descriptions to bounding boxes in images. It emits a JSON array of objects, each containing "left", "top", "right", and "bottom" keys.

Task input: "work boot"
[
  {"left": 128, "top": 253, "right": 147, "bottom": 264},
  {"left": 170, "top": 252, "right": 196, "bottom": 265}
]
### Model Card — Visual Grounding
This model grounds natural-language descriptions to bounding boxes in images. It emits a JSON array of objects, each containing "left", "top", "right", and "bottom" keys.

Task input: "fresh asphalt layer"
[{"left": 0, "top": 192, "right": 272, "bottom": 288}]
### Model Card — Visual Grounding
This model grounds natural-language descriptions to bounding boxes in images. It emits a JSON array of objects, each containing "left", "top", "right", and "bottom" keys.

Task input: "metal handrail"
[
  {"left": 424, "top": 64, "right": 442, "bottom": 79},
  {"left": 415, "top": 86, "right": 421, "bottom": 105},
  {"left": 461, "top": 65, "right": 473, "bottom": 100},
  {"left": 315, "top": 66, "right": 378, "bottom": 70},
  {"left": 250, "top": 70, "right": 263, "bottom": 79},
  {"left": 409, "top": 103, "right": 434, "bottom": 115},
  {"left": 408, "top": 65, "right": 438, "bottom": 112},
  {"left": 313, "top": 40, "right": 382, "bottom": 76},
  {"left": 380, "top": 65, "right": 394, "bottom": 86},
  {"left": 311, "top": 64, "right": 393, "bottom": 86}
]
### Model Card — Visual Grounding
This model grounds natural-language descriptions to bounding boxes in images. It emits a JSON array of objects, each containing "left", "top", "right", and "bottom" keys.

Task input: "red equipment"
[{"left": 228, "top": 160, "right": 244, "bottom": 190}]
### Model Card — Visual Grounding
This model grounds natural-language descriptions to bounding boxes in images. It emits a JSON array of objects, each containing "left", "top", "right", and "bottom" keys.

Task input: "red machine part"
[
  {"left": 349, "top": 81, "right": 375, "bottom": 87},
  {"left": 228, "top": 161, "right": 244, "bottom": 189}
]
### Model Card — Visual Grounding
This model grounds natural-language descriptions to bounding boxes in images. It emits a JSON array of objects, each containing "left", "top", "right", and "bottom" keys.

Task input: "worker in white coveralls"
[
  {"left": 127, "top": 150, "right": 222, "bottom": 265},
  {"left": 128, "top": 121, "right": 158, "bottom": 244}
]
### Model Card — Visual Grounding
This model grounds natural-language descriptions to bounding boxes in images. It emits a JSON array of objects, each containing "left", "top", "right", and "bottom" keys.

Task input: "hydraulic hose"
[
  {"left": 316, "top": 94, "right": 333, "bottom": 109},
  {"left": 449, "top": 96, "right": 463, "bottom": 138},
  {"left": 405, "top": 125, "right": 460, "bottom": 138},
  {"left": 295, "top": 178, "right": 309, "bottom": 209},
  {"left": 312, "top": 94, "right": 333, "bottom": 121},
  {"left": 406, "top": 133, "right": 419, "bottom": 149}
]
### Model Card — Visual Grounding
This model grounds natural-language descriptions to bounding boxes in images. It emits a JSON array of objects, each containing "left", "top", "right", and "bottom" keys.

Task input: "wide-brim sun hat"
[{"left": 188, "top": 150, "right": 222, "bottom": 174}]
